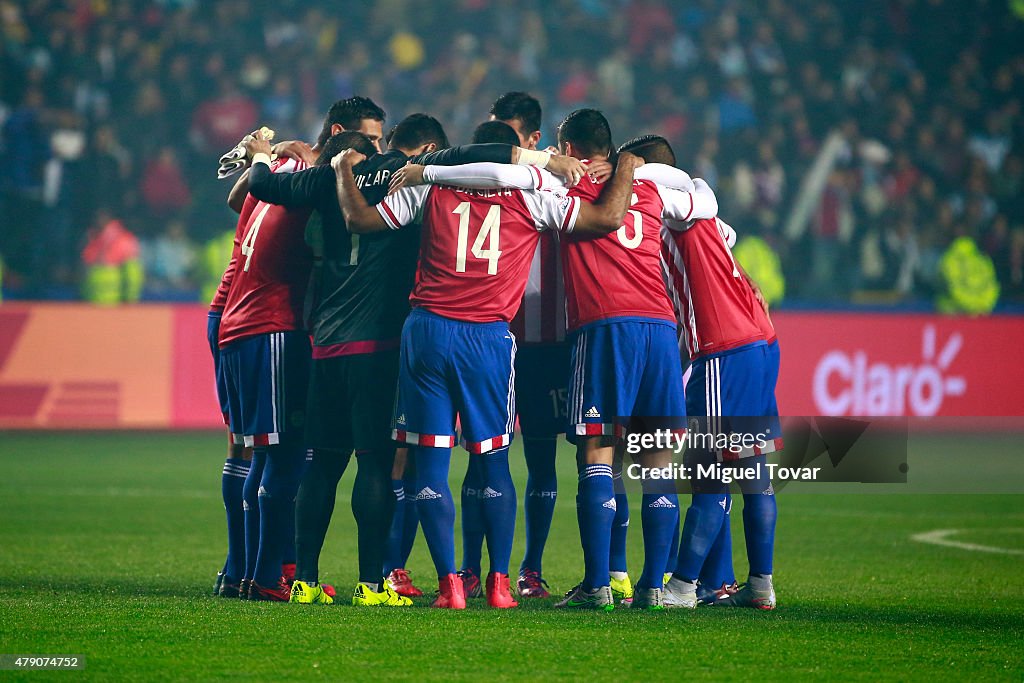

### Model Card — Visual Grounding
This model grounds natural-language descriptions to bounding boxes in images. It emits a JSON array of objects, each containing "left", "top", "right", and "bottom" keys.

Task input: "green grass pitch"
[{"left": 0, "top": 432, "right": 1022, "bottom": 681}]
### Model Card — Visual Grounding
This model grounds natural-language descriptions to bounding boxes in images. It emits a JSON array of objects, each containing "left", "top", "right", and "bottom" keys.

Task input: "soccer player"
[
  {"left": 208, "top": 209, "right": 253, "bottom": 599},
  {"left": 620, "top": 135, "right": 780, "bottom": 610},
  {"left": 245, "top": 113, "right": 575, "bottom": 606},
  {"left": 490, "top": 92, "right": 566, "bottom": 599},
  {"left": 551, "top": 110, "right": 718, "bottom": 611},
  {"left": 335, "top": 144, "right": 641, "bottom": 609}
]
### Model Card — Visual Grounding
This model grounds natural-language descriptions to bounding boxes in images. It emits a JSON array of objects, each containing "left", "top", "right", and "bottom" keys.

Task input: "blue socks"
[
  {"left": 609, "top": 468, "right": 630, "bottom": 573},
  {"left": 253, "top": 442, "right": 306, "bottom": 587},
  {"left": 700, "top": 494, "right": 736, "bottom": 588},
  {"left": 221, "top": 457, "right": 250, "bottom": 580},
  {"left": 521, "top": 437, "right": 557, "bottom": 574},
  {"left": 479, "top": 447, "right": 516, "bottom": 576},
  {"left": 674, "top": 493, "right": 727, "bottom": 582},
  {"left": 743, "top": 490, "right": 777, "bottom": 576},
  {"left": 578, "top": 463, "right": 615, "bottom": 591},
  {"left": 414, "top": 446, "right": 456, "bottom": 578},
  {"left": 242, "top": 450, "right": 266, "bottom": 581},
  {"left": 459, "top": 456, "right": 485, "bottom": 577},
  {"left": 637, "top": 481, "right": 679, "bottom": 590}
]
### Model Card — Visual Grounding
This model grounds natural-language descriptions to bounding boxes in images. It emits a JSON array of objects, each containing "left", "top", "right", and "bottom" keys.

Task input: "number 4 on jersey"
[
  {"left": 453, "top": 202, "right": 502, "bottom": 274},
  {"left": 241, "top": 204, "right": 271, "bottom": 272}
]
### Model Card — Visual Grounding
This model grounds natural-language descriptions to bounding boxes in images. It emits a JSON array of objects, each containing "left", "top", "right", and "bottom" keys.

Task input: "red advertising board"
[{"left": 0, "top": 304, "right": 1021, "bottom": 429}]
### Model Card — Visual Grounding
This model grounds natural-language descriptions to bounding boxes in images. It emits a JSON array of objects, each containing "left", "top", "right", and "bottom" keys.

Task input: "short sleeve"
[
  {"left": 521, "top": 189, "right": 580, "bottom": 233},
  {"left": 377, "top": 185, "right": 430, "bottom": 229}
]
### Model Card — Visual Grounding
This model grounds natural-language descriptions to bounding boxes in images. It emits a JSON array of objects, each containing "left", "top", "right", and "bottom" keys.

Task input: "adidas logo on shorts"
[
  {"left": 396, "top": 414, "right": 407, "bottom": 425},
  {"left": 602, "top": 498, "right": 617, "bottom": 511},
  {"left": 482, "top": 487, "right": 502, "bottom": 499},
  {"left": 648, "top": 496, "right": 677, "bottom": 509},
  {"left": 585, "top": 406, "right": 601, "bottom": 418},
  {"left": 718, "top": 498, "right": 728, "bottom": 510},
  {"left": 415, "top": 487, "right": 442, "bottom": 500}
]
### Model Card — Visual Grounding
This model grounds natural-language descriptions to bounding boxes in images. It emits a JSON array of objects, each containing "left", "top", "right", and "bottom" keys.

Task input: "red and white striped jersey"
[
  {"left": 510, "top": 230, "right": 567, "bottom": 343},
  {"left": 219, "top": 157, "right": 313, "bottom": 347},
  {"left": 660, "top": 216, "right": 770, "bottom": 359},
  {"left": 561, "top": 174, "right": 705, "bottom": 331},
  {"left": 377, "top": 182, "right": 579, "bottom": 323},
  {"left": 210, "top": 158, "right": 304, "bottom": 313}
]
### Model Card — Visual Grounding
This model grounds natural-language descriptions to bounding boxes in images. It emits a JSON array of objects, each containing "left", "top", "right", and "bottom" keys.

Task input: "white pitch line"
[{"left": 910, "top": 529, "right": 1024, "bottom": 556}]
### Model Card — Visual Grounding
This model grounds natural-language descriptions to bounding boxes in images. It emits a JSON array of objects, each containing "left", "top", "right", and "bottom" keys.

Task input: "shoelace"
[
  {"left": 392, "top": 569, "right": 412, "bottom": 585},
  {"left": 521, "top": 571, "right": 549, "bottom": 590}
]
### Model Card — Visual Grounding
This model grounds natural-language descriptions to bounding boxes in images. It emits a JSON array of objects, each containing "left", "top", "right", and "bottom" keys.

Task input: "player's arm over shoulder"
[
  {"left": 571, "top": 152, "right": 644, "bottom": 235},
  {"left": 333, "top": 148, "right": 426, "bottom": 233},
  {"left": 659, "top": 178, "right": 719, "bottom": 227}
]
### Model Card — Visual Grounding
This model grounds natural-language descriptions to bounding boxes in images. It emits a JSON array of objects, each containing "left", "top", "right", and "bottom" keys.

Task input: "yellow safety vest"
[
  {"left": 732, "top": 236, "right": 785, "bottom": 305},
  {"left": 200, "top": 230, "right": 236, "bottom": 305}
]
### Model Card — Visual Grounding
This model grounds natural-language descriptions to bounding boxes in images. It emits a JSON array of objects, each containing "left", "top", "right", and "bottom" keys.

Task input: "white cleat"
[
  {"left": 717, "top": 575, "right": 776, "bottom": 610},
  {"left": 662, "top": 577, "right": 698, "bottom": 609}
]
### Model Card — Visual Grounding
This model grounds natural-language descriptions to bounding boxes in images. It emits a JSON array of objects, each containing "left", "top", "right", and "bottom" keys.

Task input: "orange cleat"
[{"left": 387, "top": 568, "right": 424, "bottom": 597}]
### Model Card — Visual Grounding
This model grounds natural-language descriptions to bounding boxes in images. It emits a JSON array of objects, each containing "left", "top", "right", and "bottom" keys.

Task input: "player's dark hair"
[
  {"left": 558, "top": 108, "right": 613, "bottom": 158},
  {"left": 315, "top": 131, "right": 377, "bottom": 165},
  {"left": 316, "top": 96, "right": 386, "bottom": 149},
  {"left": 490, "top": 91, "right": 542, "bottom": 136},
  {"left": 617, "top": 135, "right": 676, "bottom": 166},
  {"left": 471, "top": 120, "right": 520, "bottom": 146},
  {"left": 387, "top": 113, "right": 450, "bottom": 152}
]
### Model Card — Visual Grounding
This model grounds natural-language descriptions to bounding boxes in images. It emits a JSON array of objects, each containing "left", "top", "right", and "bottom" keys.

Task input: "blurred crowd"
[{"left": 1, "top": 0, "right": 1022, "bottom": 308}]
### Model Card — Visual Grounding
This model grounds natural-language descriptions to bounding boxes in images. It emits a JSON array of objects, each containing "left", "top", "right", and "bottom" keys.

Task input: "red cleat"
[
  {"left": 486, "top": 572, "right": 519, "bottom": 609},
  {"left": 281, "top": 563, "right": 296, "bottom": 585},
  {"left": 457, "top": 568, "right": 483, "bottom": 598},
  {"left": 431, "top": 573, "right": 467, "bottom": 609},
  {"left": 517, "top": 569, "right": 550, "bottom": 599},
  {"left": 321, "top": 583, "right": 337, "bottom": 599},
  {"left": 387, "top": 568, "right": 424, "bottom": 597},
  {"left": 248, "top": 578, "right": 291, "bottom": 602}
]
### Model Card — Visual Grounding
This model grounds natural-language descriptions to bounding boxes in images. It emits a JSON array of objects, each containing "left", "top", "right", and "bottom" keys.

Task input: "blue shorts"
[
  {"left": 220, "top": 330, "right": 311, "bottom": 447},
  {"left": 207, "top": 311, "right": 229, "bottom": 425},
  {"left": 515, "top": 343, "right": 570, "bottom": 439},
  {"left": 393, "top": 308, "right": 516, "bottom": 454},
  {"left": 567, "top": 318, "right": 686, "bottom": 441},
  {"left": 685, "top": 340, "right": 782, "bottom": 462}
]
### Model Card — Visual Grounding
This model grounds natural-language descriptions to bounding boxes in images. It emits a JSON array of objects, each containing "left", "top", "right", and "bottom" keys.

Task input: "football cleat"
[
  {"left": 386, "top": 568, "right": 424, "bottom": 598},
  {"left": 485, "top": 572, "right": 519, "bottom": 608},
  {"left": 290, "top": 580, "right": 334, "bottom": 605},
  {"left": 352, "top": 582, "right": 413, "bottom": 607},
  {"left": 697, "top": 581, "right": 739, "bottom": 605},
  {"left": 217, "top": 575, "right": 243, "bottom": 598},
  {"left": 432, "top": 574, "right": 467, "bottom": 609},
  {"left": 281, "top": 563, "right": 296, "bottom": 585},
  {"left": 213, "top": 571, "right": 226, "bottom": 596},
  {"left": 554, "top": 583, "right": 615, "bottom": 611},
  {"left": 717, "top": 576, "right": 776, "bottom": 610},
  {"left": 662, "top": 576, "right": 699, "bottom": 609},
  {"left": 516, "top": 569, "right": 550, "bottom": 599},
  {"left": 248, "top": 578, "right": 291, "bottom": 602},
  {"left": 630, "top": 586, "right": 665, "bottom": 611},
  {"left": 609, "top": 573, "right": 634, "bottom": 605},
  {"left": 457, "top": 568, "right": 483, "bottom": 598},
  {"left": 238, "top": 578, "right": 252, "bottom": 600}
]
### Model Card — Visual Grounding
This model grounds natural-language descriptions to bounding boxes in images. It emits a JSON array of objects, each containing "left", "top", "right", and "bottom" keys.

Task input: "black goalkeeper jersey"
[{"left": 247, "top": 144, "right": 514, "bottom": 353}]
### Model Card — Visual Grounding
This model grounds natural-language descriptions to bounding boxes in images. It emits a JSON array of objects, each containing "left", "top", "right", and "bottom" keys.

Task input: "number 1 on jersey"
[{"left": 453, "top": 202, "right": 502, "bottom": 274}]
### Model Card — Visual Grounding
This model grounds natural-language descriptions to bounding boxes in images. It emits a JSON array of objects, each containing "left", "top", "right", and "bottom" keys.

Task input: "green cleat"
[
  {"left": 609, "top": 573, "right": 634, "bottom": 605},
  {"left": 290, "top": 580, "right": 334, "bottom": 605},
  {"left": 554, "top": 583, "right": 615, "bottom": 611},
  {"left": 352, "top": 582, "right": 413, "bottom": 607}
]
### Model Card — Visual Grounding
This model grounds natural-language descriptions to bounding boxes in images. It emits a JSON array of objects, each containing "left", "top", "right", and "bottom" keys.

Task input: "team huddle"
[{"left": 208, "top": 92, "right": 780, "bottom": 611}]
